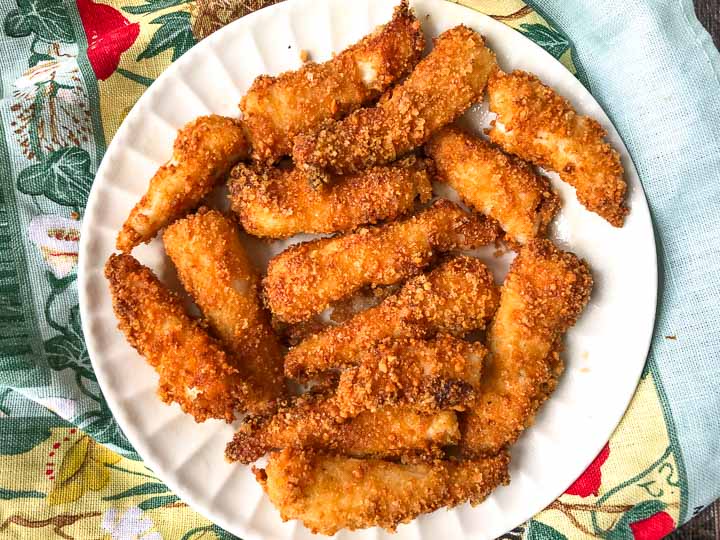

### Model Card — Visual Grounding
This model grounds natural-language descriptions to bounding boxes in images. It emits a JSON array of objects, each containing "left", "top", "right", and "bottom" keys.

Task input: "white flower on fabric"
[
  {"left": 14, "top": 57, "right": 80, "bottom": 90},
  {"left": 102, "top": 507, "right": 162, "bottom": 540},
  {"left": 10, "top": 49, "right": 92, "bottom": 160},
  {"left": 28, "top": 215, "right": 80, "bottom": 279},
  {"left": 34, "top": 396, "right": 78, "bottom": 419}
]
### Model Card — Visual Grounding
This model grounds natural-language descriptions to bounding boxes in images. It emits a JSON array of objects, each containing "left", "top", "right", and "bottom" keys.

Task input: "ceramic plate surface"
[{"left": 78, "top": 1, "right": 658, "bottom": 538}]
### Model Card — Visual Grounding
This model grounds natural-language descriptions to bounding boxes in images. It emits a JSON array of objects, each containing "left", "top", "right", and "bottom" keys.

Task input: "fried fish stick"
[
  {"left": 163, "top": 209, "right": 285, "bottom": 409},
  {"left": 284, "top": 256, "right": 499, "bottom": 379},
  {"left": 335, "top": 336, "right": 485, "bottom": 417},
  {"left": 426, "top": 126, "right": 560, "bottom": 245},
  {"left": 116, "top": 115, "right": 249, "bottom": 252},
  {"left": 293, "top": 25, "right": 497, "bottom": 177},
  {"left": 225, "top": 392, "right": 459, "bottom": 464},
  {"left": 459, "top": 239, "right": 592, "bottom": 457},
  {"left": 104, "top": 254, "right": 254, "bottom": 422},
  {"left": 241, "top": 0, "right": 424, "bottom": 163},
  {"left": 263, "top": 199, "right": 499, "bottom": 323},
  {"left": 228, "top": 157, "right": 432, "bottom": 238},
  {"left": 256, "top": 448, "right": 510, "bottom": 534},
  {"left": 487, "top": 70, "right": 628, "bottom": 226}
]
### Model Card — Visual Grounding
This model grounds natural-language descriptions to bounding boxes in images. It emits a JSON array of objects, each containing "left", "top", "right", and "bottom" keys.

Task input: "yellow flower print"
[{"left": 47, "top": 434, "right": 121, "bottom": 505}]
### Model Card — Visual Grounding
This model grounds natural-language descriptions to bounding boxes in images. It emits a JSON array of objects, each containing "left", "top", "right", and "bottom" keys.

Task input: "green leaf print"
[
  {"left": 44, "top": 334, "right": 91, "bottom": 376},
  {"left": 16, "top": 0, "right": 76, "bottom": 43},
  {"left": 44, "top": 305, "right": 93, "bottom": 379},
  {"left": 45, "top": 147, "right": 94, "bottom": 205},
  {"left": 16, "top": 163, "right": 46, "bottom": 194},
  {"left": 138, "top": 494, "right": 180, "bottom": 510},
  {"left": 606, "top": 500, "right": 667, "bottom": 540},
  {"left": 28, "top": 51, "right": 54, "bottom": 67},
  {"left": 137, "top": 11, "right": 195, "bottom": 62},
  {"left": 75, "top": 408, "right": 138, "bottom": 457},
  {"left": 16, "top": 147, "right": 93, "bottom": 207},
  {"left": 3, "top": 8, "right": 32, "bottom": 37},
  {"left": 208, "top": 525, "right": 240, "bottom": 540},
  {"left": 519, "top": 23, "right": 569, "bottom": 60},
  {"left": 180, "top": 525, "right": 240, "bottom": 540},
  {"left": 103, "top": 482, "right": 170, "bottom": 501},
  {"left": 123, "top": 0, "right": 189, "bottom": 15},
  {"left": 0, "top": 416, "right": 67, "bottom": 455},
  {"left": 48, "top": 272, "right": 77, "bottom": 295},
  {"left": 527, "top": 520, "right": 568, "bottom": 540},
  {"left": 0, "top": 487, "right": 46, "bottom": 499}
]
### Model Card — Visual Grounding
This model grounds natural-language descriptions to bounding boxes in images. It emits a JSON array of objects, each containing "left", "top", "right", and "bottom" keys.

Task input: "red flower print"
[
  {"left": 77, "top": 0, "right": 140, "bottom": 80},
  {"left": 630, "top": 511, "right": 675, "bottom": 540},
  {"left": 565, "top": 443, "right": 610, "bottom": 497}
]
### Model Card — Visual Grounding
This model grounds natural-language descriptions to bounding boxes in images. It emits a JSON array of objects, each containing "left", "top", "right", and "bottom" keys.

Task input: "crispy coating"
[
  {"left": 228, "top": 156, "right": 432, "bottom": 238},
  {"left": 241, "top": 0, "right": 424, "bottom": 163},
  {"left": 256, "top": 448, "right": 510, "bottom": 535},
  {"left": 284, "top": 255, "right": 498, "bottom": 379},
  {"left": 487, "top": 70, "right": 628, "bottom": 226},
  {"left": 426, "top": 126, "right": 560, "bottom": 245},
  {"left": 116, "top": 115, "right": 249, "bottom": 252},
  {"left": 293, "top": 25, "right": 497, "bottom": 177},
  {"left": 104, "top": 254, "right": 254, "bottom": 422},
  {"left": 163, "top": 209, "right": 285, "bottom": 412},
  {"left": 225, "top": 392, "right": 459, "bottom": 464},
  {"left": 335, "top": 336, "right": 485, "bottom": 418},
  {"left": 263, "top": 199, "right": 500, "bottom": 323},
  {"left": 460, "top": 239, "right": 593, "bottom": 457}
]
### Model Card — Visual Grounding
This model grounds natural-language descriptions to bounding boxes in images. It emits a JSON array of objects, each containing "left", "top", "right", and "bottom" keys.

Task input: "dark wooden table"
[
  {"left": 695, "top": 0, "right": 720, "bottom": 47},
  {"left": 668, "top": 6, "right": 718, "bottom": 539}
]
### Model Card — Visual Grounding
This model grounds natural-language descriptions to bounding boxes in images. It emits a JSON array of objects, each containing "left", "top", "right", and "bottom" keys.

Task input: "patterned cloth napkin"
[{"left": 1, "top": 0, "right": 718, "bottom": 538}]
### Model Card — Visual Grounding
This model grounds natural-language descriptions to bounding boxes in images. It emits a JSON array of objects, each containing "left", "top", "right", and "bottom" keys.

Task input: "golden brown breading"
[
  {"left": 163, "top": 209, "right": 285, "bottom": 411},
  {"left": 241, "top": 0, "right": 424, "bottom": 163},
  {"left": 487, "top": 70, "right": 628, "bottom": 226},
  {"left": 225, "top": 392, "right": 459, "bottom": 464},
  {"left": 284, "top": 255, "right": 499, "bottom": 380},
  {"left": 459, "top": 239, "right": 593, "bottom": 457},
  {"left": 228, "top": 156, "right": 432, "bottom": 238},
  {"left": 426, "top": 126, "right": 560, "bottom": 245},
  {"left": 263, "top": 199, "right": 500, "bottom": 323},
  {"left": 293, "top": 25, "right": 497, "bottom": 177},
  {"left": 335, "top": 336, "right": 485, "bottom": 417},
  {"left": 104, "top": 254, "right": 254, "bottom": 422},
  {"left": 116, "top": 115, "right": 249, "bottom": 252},
  {"left": 256, "top": 448, "right": 510, "bottom": 534}
]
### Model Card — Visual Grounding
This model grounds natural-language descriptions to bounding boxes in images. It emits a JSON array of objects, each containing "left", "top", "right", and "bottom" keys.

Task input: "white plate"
[{"left": 78, "top": 0, "right": 658, "bottom": 538}]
